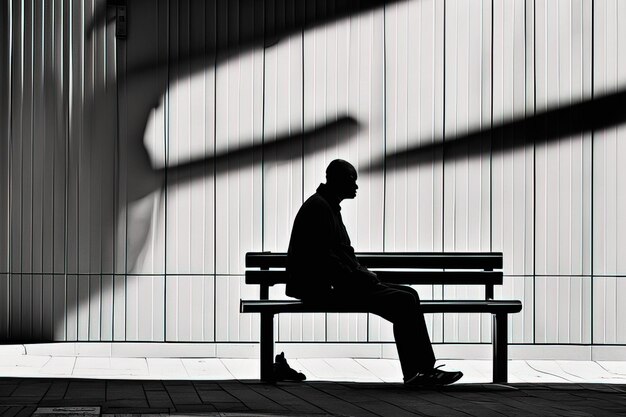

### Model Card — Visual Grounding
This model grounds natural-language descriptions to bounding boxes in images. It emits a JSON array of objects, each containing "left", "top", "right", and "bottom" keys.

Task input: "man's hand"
[{"left": 355, "top": 267, "right": 380, "bottom": 285}]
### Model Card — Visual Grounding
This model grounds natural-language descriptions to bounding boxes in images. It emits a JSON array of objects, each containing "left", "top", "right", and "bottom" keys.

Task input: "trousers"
[{"left": 305, "top": 282, "right": 436, "bottom": 380}]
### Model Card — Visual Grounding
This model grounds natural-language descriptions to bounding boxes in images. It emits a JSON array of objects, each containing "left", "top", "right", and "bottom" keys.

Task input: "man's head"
[{"left": 325, "top": 159, "right": 358, "bottom": 201}]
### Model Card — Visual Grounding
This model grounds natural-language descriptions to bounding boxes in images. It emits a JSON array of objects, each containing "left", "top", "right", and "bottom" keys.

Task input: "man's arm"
[{"left": 327, "top": 248, "right": 380, "bottom": 289}]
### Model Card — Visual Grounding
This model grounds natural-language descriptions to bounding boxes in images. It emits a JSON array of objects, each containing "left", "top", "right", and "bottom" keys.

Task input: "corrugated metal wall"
[{"left": 2, "top": 0, "right": 626, "bottom": 350}]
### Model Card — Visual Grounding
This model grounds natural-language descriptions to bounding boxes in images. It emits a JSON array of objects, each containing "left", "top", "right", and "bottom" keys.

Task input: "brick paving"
[{"left": 0, "top": 378, "right": 623, "bottom": 416}]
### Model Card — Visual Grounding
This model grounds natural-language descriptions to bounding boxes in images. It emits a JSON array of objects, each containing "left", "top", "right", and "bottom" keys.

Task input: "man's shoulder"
[
  {"left": 293, "top": 193, "right": 333, "bottom": 223},
  {"left": 301, "top": 192, "right": 331, "bottom": 210}
]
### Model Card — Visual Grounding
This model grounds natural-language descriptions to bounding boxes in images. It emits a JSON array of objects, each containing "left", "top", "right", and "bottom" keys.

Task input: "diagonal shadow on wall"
[
  {"left": 364, "top": 89, "right": 626, "bottom": 174},
  {"left": 2, "top": 0, "right": 397, "bottom": 342}
]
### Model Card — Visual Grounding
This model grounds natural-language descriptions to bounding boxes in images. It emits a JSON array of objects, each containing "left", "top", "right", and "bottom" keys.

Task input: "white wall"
[{"left": 2, "top": 0, "right": 626, "bottom": 356}]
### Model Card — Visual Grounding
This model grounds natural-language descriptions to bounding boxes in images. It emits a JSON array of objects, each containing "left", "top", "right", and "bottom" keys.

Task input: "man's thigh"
[
  {"left": 384, "top": 283, "right": 421, "bottom": 301},
  {"left": 333, "top": 283, "right": 418, "bottom": 321}
]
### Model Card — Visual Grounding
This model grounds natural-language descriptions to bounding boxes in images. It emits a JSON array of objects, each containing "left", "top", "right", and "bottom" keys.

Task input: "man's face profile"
[
  {"left": 339, "top": 170, "right": 358, "bottom": 199},
  {"left": 326, "top": 159, "right": 359, "bottom": 201}
]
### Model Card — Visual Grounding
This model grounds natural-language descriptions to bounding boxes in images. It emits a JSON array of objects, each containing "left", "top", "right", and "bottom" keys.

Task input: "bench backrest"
[{"left": 246, "top": 252, "right": 503, "bottom": 300}]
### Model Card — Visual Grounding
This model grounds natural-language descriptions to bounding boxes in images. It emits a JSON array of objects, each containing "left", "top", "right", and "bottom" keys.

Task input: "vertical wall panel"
[
  {"left": 41, "top": 0, "right": 55, "bottom": 274},
  {"left": 214, "top": 0, "right": 264, "bottom": 275},
  {"left": 58, "top": 0, "right": 122, "bottom": 338},
  {"left": 65, "top": 0, "right": 82, "bottom": 275},
  {"left": 21, "top": 274, "right": 32, "bottom": 339},
  {"left": 165, "top": 275, "right": 215, "bottom": 341},
  {"left": 64, "top": 0, "right": 116, "bottom": 275},
  {"left": 442, "top": 0, "right": 492, "bottom": 342},
  {"left": 99, "top": 275, "right": 113, "bottom": 341},
  {"left": 132, "top": 193, "right": 166, "bottom": 274},
  {"left": 215, "top": 276, "right": 258, "bottom": 342},
  {"left": 534, "top": 0, "right": 592, "bottom": 276},
  {"left": 491, "top": 0, "right": 534, "bottom": 276},
  {"left": 118, "top": 0, "right": 167, "bottom": 276},
  {"left": 66, "top": 274, "right": 78, "bottom": 340},
  {"left": 88, "top": 275, "right": 101, "bottom": 340},
  {"left": 0, "top": 0, "right": 8, "bottom": 276},
  {"left": 262, "top": 26, "right": 304, "bottom": 253},
  {"left": 53, "top": 275, "right": 66, "bottom": 341},
  {"left": 9, "top": 0, "right": 22, "bottom": 275},
  {"left": 31, "top": 275, "right": 42, "bottom": 339},
  {"left": 78, "top": 0, "right": 96, "bottom": 275},
  {"left": 0, "top": 275, "right": 8, "bottom": 339},
  {"left": 535, "top": 276, "right": 591, "bottom": 343},
  {"left": 384, "top": 0, "right": 444, "bottom": 252},
  {"left": 31, "top": 0, "right": 44, "bottom": 275},
  {"left": 593, "top": 277, "right": 626, "bottom": 344},
  {"left": 52, "top": 0, "right": 68, "bottom": 274},
  {"left": 165, "top": 0, "right": 215, "bottom": 275},
  {"left": 20, "top": 0, "right": 34, "bottom": 275},
  {"left": 9, "top": 274, "right": 20, "bottom": 339},
  {"left": 77, "top": 276, "right": 89, "bottom": 340},
  {"left": 443, "top": 0, "right": 492, "bottom": 252},
  {"left": 79, "top": 0, "right": 119, "bottom": 276},
  {"left": 443, "top": 286, "right": 490, "bottom": 343},
  {"left": 113, "top": 275, "right": 126, "bottom": 340},
  {"left": 125, "top": 275, "right": 164, "bottom": 341},
  {"left": 496, "top": 276, "right": 534, "bottom": 343},
  {"left": 593, "top": 0, "right": 626, "bottom": 276},
  {"left": 141, "top": 53, "right": 167, "bottom": 274},
  {"left": 41, "top": 275, "right": 54, "bottom": 340}
]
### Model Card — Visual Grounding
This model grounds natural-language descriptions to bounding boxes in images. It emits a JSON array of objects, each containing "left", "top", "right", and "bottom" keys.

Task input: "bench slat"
[
  {"left": 246, "top": 270, "right": 503, "bottom": 286},
  {"left": 357, "top": 253, "right": 503, "bottom": 269},
  {"left": 246, "top": 252, "right": 503, "bottom": 269},
  {"left": 241, "top": 299, "right": 522, "bottom": 314}
]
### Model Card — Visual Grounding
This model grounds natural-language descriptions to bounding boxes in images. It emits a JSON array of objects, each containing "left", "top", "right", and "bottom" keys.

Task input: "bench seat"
[{"left": 241, "top": 299, "right": 522, "bottom": 314}]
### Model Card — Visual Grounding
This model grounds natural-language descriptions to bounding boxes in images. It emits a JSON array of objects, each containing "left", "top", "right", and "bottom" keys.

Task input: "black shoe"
[
  {"left": 273, "top": 352, "right": 306, "bottom": 382},
  {"left": 405, "top": 365, "right": 463, "bottom": 387}
]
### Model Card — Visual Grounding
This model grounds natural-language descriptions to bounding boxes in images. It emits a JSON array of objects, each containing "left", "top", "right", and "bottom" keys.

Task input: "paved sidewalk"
[
  {"left": 0, "top": 377, "right": 624, "bottom": 416},
  {"left": 0, "top": 356, "right": 625, "bottom": 384},
  {"left": 0, "top": 358, "right": 625, "bottom": 415}
]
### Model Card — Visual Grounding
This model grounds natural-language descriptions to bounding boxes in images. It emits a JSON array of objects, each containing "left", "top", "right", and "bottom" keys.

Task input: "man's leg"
[
  {"left": 357, "top": 284, "right": 436, "bottom": 380},
  {"left": 385, "top": 284, "right": 436, "bottom": 379}
]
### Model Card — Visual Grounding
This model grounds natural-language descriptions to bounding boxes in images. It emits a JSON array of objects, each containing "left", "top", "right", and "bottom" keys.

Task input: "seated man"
[{"left": 286, "top": 159, "right": 463, "bottom": 387}]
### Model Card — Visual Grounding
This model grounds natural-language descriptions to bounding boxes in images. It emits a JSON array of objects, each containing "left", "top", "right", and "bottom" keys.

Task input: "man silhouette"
[{"left": 287, "top": 159, "right": 463, "bottom": 386}]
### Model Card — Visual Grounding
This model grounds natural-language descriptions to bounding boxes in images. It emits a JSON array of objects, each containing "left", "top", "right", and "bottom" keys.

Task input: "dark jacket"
[{"left": 286, "top": 183, "right": 375, "bottom": 299}]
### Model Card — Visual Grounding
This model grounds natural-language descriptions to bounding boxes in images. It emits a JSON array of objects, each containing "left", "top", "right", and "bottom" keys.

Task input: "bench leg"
[
  {"left": 260, "top": 312, "right": 275, "bottom": 382},
  {"left": 492, "top": 313, "right": 508, "bottom": 383}
]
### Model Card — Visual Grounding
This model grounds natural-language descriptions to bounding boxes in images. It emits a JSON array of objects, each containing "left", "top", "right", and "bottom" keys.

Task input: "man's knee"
[
  {"left": 404, "top": 285, "right": 420, "bottom": 300},
  {"left": 395, "top": 285, "right": 420, "bottom": 307},
  {"left": 395, "top": 289, "right": 419, "bottom": 310}
]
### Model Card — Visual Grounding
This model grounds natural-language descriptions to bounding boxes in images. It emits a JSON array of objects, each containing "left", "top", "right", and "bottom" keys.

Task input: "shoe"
[
  {"left": 405, "top": 364, "right": 463, "bottom": 387},
  {"left": 273, "top": 352, "right": 306, "bottom": 382}
]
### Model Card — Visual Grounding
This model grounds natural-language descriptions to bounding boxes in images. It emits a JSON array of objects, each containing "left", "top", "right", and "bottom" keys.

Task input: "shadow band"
[
  {"left": 161, "top": 116, "right": 360, "bottom": 187},
  {"left": 365, "top": 89, "right": 626, "bottom": 173}
]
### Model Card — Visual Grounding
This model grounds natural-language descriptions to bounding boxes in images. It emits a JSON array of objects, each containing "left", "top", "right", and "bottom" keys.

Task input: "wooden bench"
[{"left": 241, "top": 252, "right": 522, "bottom": 383}]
